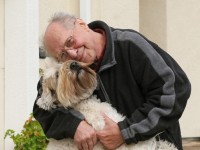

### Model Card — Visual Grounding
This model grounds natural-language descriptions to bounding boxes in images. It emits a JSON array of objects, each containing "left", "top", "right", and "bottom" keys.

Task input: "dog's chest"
[{"left": 74, "top": 96, "right": 124, "bottom": 131}]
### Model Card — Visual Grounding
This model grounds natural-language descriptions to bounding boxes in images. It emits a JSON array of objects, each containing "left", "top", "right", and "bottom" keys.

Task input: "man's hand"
[
  {"left": 96, "top": 113, "right": 124, "bottom": 150},
  {"left": 74, "top": 120, "right": 97, "bottom": 150}
]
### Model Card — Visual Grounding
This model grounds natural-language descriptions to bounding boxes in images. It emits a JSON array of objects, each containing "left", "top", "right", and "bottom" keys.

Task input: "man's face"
[{"left": 44, "top": 19, "right": 97, "bottom": 64}]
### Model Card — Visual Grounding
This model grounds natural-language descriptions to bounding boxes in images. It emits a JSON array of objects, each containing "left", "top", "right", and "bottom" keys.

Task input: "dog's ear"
[
  {"left": 43, "top": 57, "right": 59, "bottom": 69},
  {"left": 36, "top": 87, "right": 57, "bottom": 110},
  {"left": 56, "top": 85, "right": 72, "bottom": 108}
]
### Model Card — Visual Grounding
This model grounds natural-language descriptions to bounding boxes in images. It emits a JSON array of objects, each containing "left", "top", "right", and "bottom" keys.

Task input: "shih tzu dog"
[{"left": 37, "top": 57, "right": 177, "bottom": 150}]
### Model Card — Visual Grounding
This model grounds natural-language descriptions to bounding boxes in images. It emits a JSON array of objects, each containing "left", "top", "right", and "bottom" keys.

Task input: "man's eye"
[{"left": 66, "top": 37, "right": 74, "bottom": 48}]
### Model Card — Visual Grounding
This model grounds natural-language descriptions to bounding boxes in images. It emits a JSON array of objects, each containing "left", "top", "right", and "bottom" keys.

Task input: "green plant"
[
  {"left": 4, "top": 114, "right": 49, "bottom": 150},
  {"left": 39, "top": 68, "right": 44, "bottom": 76}
]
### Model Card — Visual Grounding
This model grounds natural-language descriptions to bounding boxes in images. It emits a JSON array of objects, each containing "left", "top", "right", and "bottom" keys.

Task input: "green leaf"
[{"left": 4, "top": 113, "right": 49, "bottom": 149}]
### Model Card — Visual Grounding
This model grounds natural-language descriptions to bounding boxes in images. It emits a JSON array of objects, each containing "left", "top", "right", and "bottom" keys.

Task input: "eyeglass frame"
[{"left": 57, "top": 20, "right": 77, "bottom": 62}]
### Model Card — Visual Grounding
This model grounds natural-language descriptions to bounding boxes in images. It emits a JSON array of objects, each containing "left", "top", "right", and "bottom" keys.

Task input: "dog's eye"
[{"left": 55, "top": 71, "right": 59, "bottom": 78}]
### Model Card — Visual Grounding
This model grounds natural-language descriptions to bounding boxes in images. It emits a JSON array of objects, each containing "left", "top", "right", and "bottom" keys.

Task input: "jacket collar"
[{"left": 88, "top": 21, "right": 116, "bottom": 73}]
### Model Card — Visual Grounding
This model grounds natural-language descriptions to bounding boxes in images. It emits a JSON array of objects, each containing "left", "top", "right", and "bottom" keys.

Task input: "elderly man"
[{"left": 33, "top": 12, "right": 191, "bottom": 150}]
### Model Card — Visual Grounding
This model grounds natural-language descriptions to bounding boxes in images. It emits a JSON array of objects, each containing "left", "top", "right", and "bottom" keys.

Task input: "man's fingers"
[
  {"left": 100, "top": 112, "right": 113, "bottom": 125},
  {"left": 77, "top": 144, "right": 83, "bottom": 150},
  {"left": 74, "top": 121, "right": 97, "bottom": 150},
  {"left": 81, "top": 141, "right": 89, "bottom": 150},
  {"left": 80, "top": 138, "right": 94, "bottom": 150},
  {"left": 96, "top": 131, "right": 102, "bottom": 138},
  {"left": 100, "top": 112, "right": 108, "bottom": 119},
  {"left": 92, "top": 133, "right": 98, "bottom": 145},
  {"left": 87, "top": 138, "right": 94, "bottom": 150}
]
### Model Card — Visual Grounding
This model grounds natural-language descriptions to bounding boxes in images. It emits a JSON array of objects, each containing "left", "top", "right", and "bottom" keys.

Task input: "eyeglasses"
[{"left": 57, "top": 20, "right": 76, "bottom": 62}]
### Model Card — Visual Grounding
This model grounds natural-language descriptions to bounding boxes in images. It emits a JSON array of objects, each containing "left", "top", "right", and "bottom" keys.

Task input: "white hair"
[{"left": 49, "top": 12, "right": 76, "bottom": 29}]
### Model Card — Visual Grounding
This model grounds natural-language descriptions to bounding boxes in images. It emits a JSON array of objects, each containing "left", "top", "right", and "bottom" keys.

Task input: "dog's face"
[
  {"left": 56, "top": 60, "right": 97, "bottom": 107},
  {"left": 37, "top": 59, "right": 97, "bottom": 110}
]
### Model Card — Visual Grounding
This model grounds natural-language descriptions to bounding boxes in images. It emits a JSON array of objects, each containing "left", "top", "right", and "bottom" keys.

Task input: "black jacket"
[{"left": 33, "top": 20, "right": 191, "bottom": 150}]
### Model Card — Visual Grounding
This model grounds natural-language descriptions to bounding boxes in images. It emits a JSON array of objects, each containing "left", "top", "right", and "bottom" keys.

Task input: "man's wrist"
[{"left": 69, "top": 117, "right": 84, "bottom": 139}]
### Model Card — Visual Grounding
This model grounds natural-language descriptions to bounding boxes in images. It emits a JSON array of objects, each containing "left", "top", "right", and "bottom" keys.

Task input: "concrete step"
[{"left": 183, "top": 138, "right": 200, "bottom": 150}]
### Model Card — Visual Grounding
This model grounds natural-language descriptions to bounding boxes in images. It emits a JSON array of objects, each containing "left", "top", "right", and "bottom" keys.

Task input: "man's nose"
[{"left": 66, "top": 49, "right": 78, "bottom": 59}]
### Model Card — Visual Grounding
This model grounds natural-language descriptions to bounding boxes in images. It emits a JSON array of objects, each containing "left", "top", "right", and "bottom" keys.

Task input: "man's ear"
[{"left": 76, "top": 18, "right": 90, "bottom": 31}]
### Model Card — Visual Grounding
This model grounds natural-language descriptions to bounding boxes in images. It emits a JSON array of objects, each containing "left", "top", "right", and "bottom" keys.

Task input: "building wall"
[
  {"left": 4, "top": 1, "right": 39, "bottom": 149},
  {"left": 140, "top": 0, "right": 167, "bottom": 50},
  {"left": 91, "top": 0, "right": 139, "bottom": 30},
  {"left": 140, "top": 0, "right": 200, "bottom": 137},
  {"left": 0, "top": 0, "right": 5, "bottom": 149},
  {"left": 166, "top": 0, "right": 200, "bottom": 137}
]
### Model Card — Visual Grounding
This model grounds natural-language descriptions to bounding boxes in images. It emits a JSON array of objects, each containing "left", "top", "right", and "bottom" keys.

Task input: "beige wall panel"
[
  {"left": 91, "top": 0, "right": 139, "bottom": 30},
  {"left": 140, "top": 0, "right": 167, "bottom": 50},
  {"left": 0, "top": 0, "right": 4, "bottom": 149},
  {"left": 0, "top": 69, "right": 4, "bottom": 150},
  {"left": 39, "top": 0, "right": 80, "bottom": 45},
  {"left": 167, "top": 0, "right": 200, "bottom": 137},
  {"left": 0, "top": 0, "right": 4, "bottom": 68},
  {"left": 5, "top": 0, "right": 39, "bottom": 148}
]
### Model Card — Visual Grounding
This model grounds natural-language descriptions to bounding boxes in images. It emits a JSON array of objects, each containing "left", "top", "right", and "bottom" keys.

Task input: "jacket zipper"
[{"left": 97, "top": 74, "right": 111, "bottom": 103}]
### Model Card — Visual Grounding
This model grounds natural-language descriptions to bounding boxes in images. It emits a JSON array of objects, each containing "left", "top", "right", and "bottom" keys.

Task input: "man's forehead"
[
  {"left": 46, "top": 22, "right": 66, "bottom": 35},
  {"left": 43, "top": 26, "right": 64, "bottom": 56}
]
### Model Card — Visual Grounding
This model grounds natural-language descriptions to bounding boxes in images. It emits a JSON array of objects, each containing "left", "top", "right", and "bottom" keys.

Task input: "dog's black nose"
[{"left": 70, "top": 62, "right": 81, "bottom": 71}]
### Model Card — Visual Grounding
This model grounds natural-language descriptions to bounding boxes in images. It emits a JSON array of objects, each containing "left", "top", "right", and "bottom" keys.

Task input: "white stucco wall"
[
  {"left": 140, "top": 0, "right": 200, "bottom": 138},
  {"left": 0, "top": 0, "right": 5, "bottom": 149},
  {"left": 91, "top": 0, "right": 139, "bottom": 30},
  {"left": 140, "top": 0, "right": 167, "bottom": 50},
  {"left": 4, "top": 0, "right": 39, "bottom": 149},
  {"left": 166, "top": 0, "right": 200, "bottom": 137}
]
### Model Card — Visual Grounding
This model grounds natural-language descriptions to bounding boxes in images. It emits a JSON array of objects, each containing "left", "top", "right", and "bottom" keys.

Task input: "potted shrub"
[{"left": 4, "top": 114, "right": 48, "bottom": 150}]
